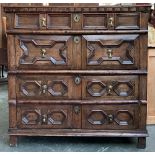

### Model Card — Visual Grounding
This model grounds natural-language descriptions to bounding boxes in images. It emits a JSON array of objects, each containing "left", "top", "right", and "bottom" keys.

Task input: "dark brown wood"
[
  {"left": 137, "top": 137, "right": 146, "bottom": 149},
  {"left": 5, "top": 4, "right": 150, "bottom": 148},
  {"left": 9, "top": 135, "right": 18, "bottom": 147}
]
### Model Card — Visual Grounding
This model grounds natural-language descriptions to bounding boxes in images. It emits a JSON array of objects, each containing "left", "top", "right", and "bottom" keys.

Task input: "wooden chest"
[{"left": 4, "top": 4, "right": 151, "bottom": 148}]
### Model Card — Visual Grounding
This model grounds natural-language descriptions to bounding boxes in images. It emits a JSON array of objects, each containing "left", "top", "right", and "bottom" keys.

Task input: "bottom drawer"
[
  {"left": 17, "top": 104, "right": 76, "bottom": 129},
  {"left": 82, "top": 104, "right": 140, "bottom": 130},
  {"left": 17, "top": 102, "right": 140, "bottom": 130}
]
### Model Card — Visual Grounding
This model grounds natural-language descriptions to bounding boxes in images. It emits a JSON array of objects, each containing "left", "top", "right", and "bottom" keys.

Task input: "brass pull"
[
  {"left": 107, "top": 85, "right": 113, "bottom": 95},
  {"left": 42, "top": 114, "right": 47, "bottom": 123},
  {"left": 108, "top": 114, "right": 113, "bottom": 123},
  {"left": 42, "top": 85, "right": 48, "bottom": 94},
  {"left": 74, "top": 76, "right": 81, "bottom": 85},
  {"left": 108, "top": 17, "right": 114, "bottom": 27},
  {"left": 74, "top": 14, "right": 80, "bottom": 22},
  {"left": 74, "top": 105, "right": 80, "bottom": 114},
  {"left": 74, "top": 36, "right": 80, "bottom": 44},
  {"left": 40, "top": 17, "right": 46, "bottom": 27},
  {"left": 40, "top": 49, "right": 46, "bottom": 58},
  {"left": 107, "top": 49, "right": 113, "bottom": 59}
]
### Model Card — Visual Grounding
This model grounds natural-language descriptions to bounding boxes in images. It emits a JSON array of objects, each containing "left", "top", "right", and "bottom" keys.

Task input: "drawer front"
[
  {"left": 13, "top": 13, "right": 141, "bottom": 30},
  {"left": 15, "top": 35, "right": 74, "bottom": 69},
  {"left": 115, "top": 13, "right": 140, "bottom": 30},
  {"left": 82, "top": 35, "right": 139, "bottom": 70},
  {"left": 47, "top": 13, "right": 72, "bottom": 29},
  {"left": 17, "top": 104, "right": 73, "bottom": 129},
  {"left": 14, "top": 13, "right": 45, "bottom": 29},
  {"left": 16, "top": 75, "right": 81, "bottom": 100},
  {"left": 82, "top": 104, "right": 139, "bottom": 130},
  {"left": 82, "top": 76, "right": 139, "bottom": 100},
  {"left": 82, "top": 13, "right": 108, "bottom": 30}
]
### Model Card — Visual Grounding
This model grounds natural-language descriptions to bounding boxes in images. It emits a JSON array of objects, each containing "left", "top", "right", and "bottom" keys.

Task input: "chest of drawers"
[{"left": 4, "top": 4, "right": 151, "bottom": 148}]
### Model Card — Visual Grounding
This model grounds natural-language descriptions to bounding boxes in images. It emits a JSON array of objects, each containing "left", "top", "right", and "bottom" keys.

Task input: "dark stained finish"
[{"left": 5, "top": 4, "right": 150, "bottom": 149}]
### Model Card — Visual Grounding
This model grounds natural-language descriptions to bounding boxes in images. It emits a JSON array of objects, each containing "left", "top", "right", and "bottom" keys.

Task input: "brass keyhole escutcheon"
[
  {"left": 40, "top": 17, "right": 46, "bottom": 27},
  {"left": 74, "top": 76, "right": 81, "bottom": 85},
  {"left": 74, "top": 14, "right": 80, "bottom": 22},
  {"left": 74, "top": 36, "right": 80, "bottom": 44},
  {"left": 107, "top": 49, "right": 113, "bottom": 59},
  {"left": 74, "top": 105, "right": 80, "bottom": 114},
  {"left": 41, "top": 49, "right": 46, "bottom": 58},
  {"left": 107, "top": 85, "right": 113, "bottom": 95},
  {"left": 108, "top": 17, "right": 114, "bottom": 27}
]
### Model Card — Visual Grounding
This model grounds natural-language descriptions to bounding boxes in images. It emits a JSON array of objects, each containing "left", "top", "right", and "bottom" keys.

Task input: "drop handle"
[
  {"left": 40, "top": 17, "right": 46, "bottom": 27},
  {"left": 108, "top": 114, "right": 113, "bottom": 123},
  {"left": 42, "top": 85, "right": 48, "bottom": 94},
  {"left": 40, "top": 49, "right": 46, "bottom": 58},
  {"left": 107, "top": 49, "right": 113, "bottom": 59},
  {"left": 107, "top": 85, "right": 113, "bottom": 95},
  {"left": 42, "top": 114, "right": 47, "bottom": 123},
  {"left": 74, "top": 76, "right": 81, "bottom": 85},
  {"left": 74, "top": 105, "right": 80, "bottom": 114},
  {"left": 108, "top": 17, "right": 114, "bottom": 27}
]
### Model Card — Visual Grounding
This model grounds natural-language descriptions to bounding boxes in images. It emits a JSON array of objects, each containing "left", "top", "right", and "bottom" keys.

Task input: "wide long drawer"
[
  {"left": 11, "top": 12, "right": 147, "bottom": 30},
  {"left": 16, "top": 75, "right": 139, "bottom": 100},
  {"left": 16, "top": 103, "right": 140, "bottom": 130}
]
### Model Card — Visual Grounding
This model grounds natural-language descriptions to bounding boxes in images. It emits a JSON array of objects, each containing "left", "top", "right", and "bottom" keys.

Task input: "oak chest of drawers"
[{"left": 4, "top": 4, "right": 151, "bottom": 148}]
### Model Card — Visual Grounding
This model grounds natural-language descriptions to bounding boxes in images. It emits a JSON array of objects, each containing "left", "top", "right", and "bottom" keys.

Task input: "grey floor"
[{"left": 0, "top": 84, "right": 155, "bottom": 152}]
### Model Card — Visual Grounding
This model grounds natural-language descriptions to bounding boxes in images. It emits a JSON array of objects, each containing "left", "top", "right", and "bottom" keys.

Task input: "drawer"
[
  {"left": 82, "top": 34, "right": 139, "bottom": 70},
  {"left": 15, "top": 35, "right": 77, "bottom": 70},
  {"left": 14, "top": 13, "right": 42, "bottom": 29},
  {"left": 115, "top": 13, "right": 140, "bottom": 30},
  {"left": 14, "top": 13, "right": 141, "bottom": 30},
  {"left": 82, "top": 76, "right": 139, "bottom": 100},
  {"left": 17, "top": 104, "right": 74, "bottom": 129},
  {"left": 16, "top": 75, "right": 81, "bottom": 100},
  {"left": 82, "top": 104, "right": 139, "bottom": 130}
]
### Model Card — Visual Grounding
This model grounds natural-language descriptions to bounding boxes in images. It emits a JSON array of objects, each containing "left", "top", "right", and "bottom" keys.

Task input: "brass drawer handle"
[
  {"left": 74, "top": 36, "right": 80, "bottom": 44},
  {"left": 74, "top": 14, "right": 80, "bottom": 22},
  {"left": 42, "top": 85, "right": 48, "bottom": 94},
  {"left": 108, "top": 114, "right": 113, "bottom": 123},
  {"left": 74, "top": 105, "right": 80, "bottom": 114},
  {"left": 108, "top": 17, "right": 114, "bottom": 27},
  {"left": 107, "top": 85, "right": 113, "bottom": 95},
  {"left": 42, "top": 114, "right": 47, "bottom": 123},
  {"left": 40, "top": 49, "right": 46, "bottom": 58},
  {"left": 40, "top": 17, "right": 46, "bottom": 27},
  {"left": 74, "top": 76, "right": 81, "bottom": 85},
  {"left": 107, "top": 49, "right": 113, "bottom": 59}
]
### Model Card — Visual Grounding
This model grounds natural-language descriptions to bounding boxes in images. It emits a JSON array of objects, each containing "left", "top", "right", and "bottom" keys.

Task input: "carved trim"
[
  {"left": 4, "top": 6, "right": 151, "bottom": 13},
  {"left": 19, "top": 38, "right": 67, "bottom": 65},
  {"left": 87, "top": 40, "right": 135, "bottom": 65}
]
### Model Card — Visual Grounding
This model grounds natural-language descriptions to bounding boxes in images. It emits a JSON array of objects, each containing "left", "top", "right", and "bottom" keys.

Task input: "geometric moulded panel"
[
  {"left": 87, "top": 81, "right": 106, "bottom": 97},
  {"left": 114, "top": 110, "right": 133, "bottom": 126},
  {"left": 48, "top": 110, "right": 67, "bottom": 125},
  {"left": 21, "top": 81, "right": 41, "bottom": 96},
  {"left": 88, "top": 110, "right": 108, "bottom": 125},
  {"left": 22, "top": 110, "right": 41, "bottom": 125},
  {"left": 48, "top": 80, "right": 68, "bottom": 96}
]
